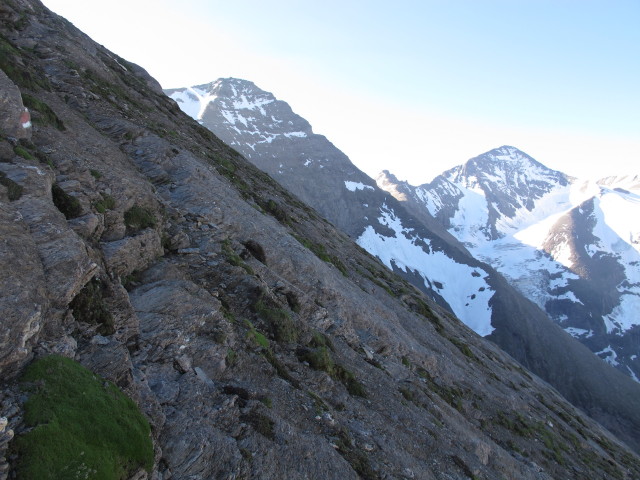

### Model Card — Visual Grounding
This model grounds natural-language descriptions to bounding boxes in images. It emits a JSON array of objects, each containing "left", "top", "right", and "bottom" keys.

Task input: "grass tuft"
[
  {"left": 124, "top": 204, "right": 155, "bottom": 232},
  {"left": 297, "top": 346, "right": 366, "bottom": 397},
  {"left": 12, "top": 355, "right": 153, "bottom": 480},
  {"left": 254, "top": 296, "right": 298, "bottom": 343}
]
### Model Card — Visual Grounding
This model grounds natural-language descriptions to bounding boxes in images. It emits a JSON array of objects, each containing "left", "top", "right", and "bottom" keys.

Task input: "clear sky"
[{"left": 42, "top": 0, "right": 639, "bottom": 184}]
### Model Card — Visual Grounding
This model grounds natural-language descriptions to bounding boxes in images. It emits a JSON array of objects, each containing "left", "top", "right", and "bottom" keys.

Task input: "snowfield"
[{"left": 357, "top": 206, "right": 495, "bottom": 336}]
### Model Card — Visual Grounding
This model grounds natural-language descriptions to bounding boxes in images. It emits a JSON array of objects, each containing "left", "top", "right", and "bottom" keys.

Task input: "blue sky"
[{"left": 42, "top": 0, "right": 639, "bottom": 183}]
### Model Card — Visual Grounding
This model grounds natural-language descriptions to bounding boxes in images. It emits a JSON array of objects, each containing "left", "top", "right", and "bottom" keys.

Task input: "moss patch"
[
  {"left": 0, "top": 33, "right": 50, "bottom": 91},
  {"left": 297, "top": 346, "right": 367, "bottom": 397},
  {"left": 293, "top": 234, "right": 348, "bottom": 276},
  {"left": 254, "top": 296, "right": 298, "bottom": 343},
  {"left": 13, "top": 145, "right": 34, "bottom": 161},
  {"left": 12, "top": 355, "right": 153, "bottom": 480},
  {"left": 93, "top": 194, "right": 116, "bottom": 213},
  {"left": 124, "top": 204, "right": 155, "bottom": 232}
]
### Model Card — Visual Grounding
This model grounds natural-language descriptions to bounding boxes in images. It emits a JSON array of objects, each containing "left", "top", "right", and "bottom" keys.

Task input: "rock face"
[
  {"left": 377, "top": 146, "right": 640, "bottom": 383},
  {"left": 2, "top": 1, "right": 640, "bottom": 479},
  {"left": 166, "top": 78, "right": 640, "bottom": 455},
  {"left": 0, "top": 69, "right": 31, "bottom": 139}
]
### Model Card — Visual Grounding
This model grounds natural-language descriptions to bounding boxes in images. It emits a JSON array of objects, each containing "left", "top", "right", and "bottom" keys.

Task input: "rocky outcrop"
[
  {"left": 1, "top": 1, "right": 640, "bottom": 478},
  {"left": 0, "top": 69, "right": 30, "bottom": 140},
  {"left": 102, "top": 228, "right": 163, "bottom": 278},
  {"left": 0, "top": 417, "right": 12, "bottom": 480}
]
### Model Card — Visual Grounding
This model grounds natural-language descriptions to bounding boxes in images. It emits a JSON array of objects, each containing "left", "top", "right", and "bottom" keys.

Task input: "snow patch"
[
  {"left": 284, "top": 131, "right": 307, "bottom": 138},
  {"left": 564, "top": 327, "right": 594, "bottom": 338},
  {"left": 604, "top": 293, "right": 640, "bottom": 333},
  {"left": 345, "top": 181, "right": 374, "bottom": 192},
  {"left": 596, "top": 345, "right": 619, "bottom": 366},
  {"left": 356, "top": 207, "right": 494, "bottom": 336}
]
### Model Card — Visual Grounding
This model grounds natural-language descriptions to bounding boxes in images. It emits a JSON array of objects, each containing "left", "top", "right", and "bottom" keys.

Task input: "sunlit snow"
[
  {"left": 344, "top": 181, "right": 374, "bottom": 192},
  {"left": 357, "top": 207, "right": 494, "bottom": 336}
]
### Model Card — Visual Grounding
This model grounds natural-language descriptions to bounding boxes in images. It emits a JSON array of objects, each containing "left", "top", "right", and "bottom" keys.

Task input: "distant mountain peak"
[{"left": 448, "top": 145, "right": 558, "bottom": 181}]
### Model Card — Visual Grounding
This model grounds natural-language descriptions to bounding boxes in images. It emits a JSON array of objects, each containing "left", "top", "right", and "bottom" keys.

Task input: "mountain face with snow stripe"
[
  {"left": 166, "top": 78, "right": 502, "bottom": 333},
  {"left": 378, "top": 147, "right": 640, "bottom": 381},
  {"left": 165, "top": 79, "right": 640, "bottom": 442},
  {"left": 166, "top": 79, "right": 313, "bottom": 159}
]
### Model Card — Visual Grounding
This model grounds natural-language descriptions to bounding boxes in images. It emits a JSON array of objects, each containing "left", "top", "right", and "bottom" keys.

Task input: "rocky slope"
[
  {"left": 377, "top": 146, "right": 640, "bottom": 382},
  {"left": 1, "top": 1, "right": 640, "bottom": 478},
  {"left": 166, "top": 77, "right": 640, "bottom": 455}
]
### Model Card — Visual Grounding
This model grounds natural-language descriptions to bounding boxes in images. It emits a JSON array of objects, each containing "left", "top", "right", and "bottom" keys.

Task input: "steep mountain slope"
[
  {"left": 5, "top": 2, "right": 640, "bottom": 478},
  {"left": 166, "top": 79, "right": 495, "bottom": 330},
  {"left": 166, "top": 78, "right": 640, "bottom": 455},
  {"left": 377, "top": 146, "right": 640, "bottom": 381}
]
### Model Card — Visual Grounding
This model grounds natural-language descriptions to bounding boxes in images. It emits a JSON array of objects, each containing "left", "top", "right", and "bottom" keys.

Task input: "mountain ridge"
[{"left": 378, "top": 146, "right": 640, "bottom": 383}]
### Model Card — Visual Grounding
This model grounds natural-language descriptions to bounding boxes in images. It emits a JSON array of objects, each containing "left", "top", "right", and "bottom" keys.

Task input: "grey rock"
[
  {"left": 164, "top": 230, "right": 190, "bottom": 251},
  {"left": 102, "top": 228, "right": 163, "bottom": 277},
  {"left": 0, "top": 69, "right": 31, "bottom": 139},
  {"left": 173, "top": 354, "right": 192, "bottom": 374},
  {"left": 194, "top": 367, "right": 215, "bottom": 388},
  {"left": 68, "top": 212, "right": 104, "bottom": 240},
  {"left": 91, "top": 334, "right": 111, "bottom": 345}
]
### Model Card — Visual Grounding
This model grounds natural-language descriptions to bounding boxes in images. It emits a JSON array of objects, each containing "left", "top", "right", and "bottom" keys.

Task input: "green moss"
[
  {"left": 222, "top": 239, "right": 254, "bottom": 274},
  {"left": 14, "top": 145, "right": 34, "bottom": 160},
  {"left": 121, "top": 270, "right": 143, "bottom": 291},
  {"left": 21, "top": 93, "right": 65, "bottom": 130},
  {"left": 13, "top": 355, "right": 153, "bottom": 480},
  {"left": 261, "top": 349, "right": 299, "bottom": 388},
  {"left": 308, "top": 390, "right": 329, "bottom": 414},
  {"left": 426, "top": 380, "right": 465, "bottom": 412},
  {"left": 259, "top": 198, "right": 291, "bottom": 225},
  {"left": 334, "top": 429, "right": 379, "bottom": 479},
  {"left": 93, "top": 194, "right": 116, "bottom": 214},
  {"left": 51, "top": 183, "right": 82, "bottom": 219},
  {"left": 399, "top": 386, "right": 417, "bottom": 403},
  {"left": 297, "top": 346, "right": 367, "bottom": 397},
  {"left": 292, "top": 234, "right": 348, "bottom": 276},
  {"left": 245, "top": 320, "right": 270, "bottom": 349},
  {"left": 254, "top": 296, "right": 298, "bottom": 343},
  {"left": 0, "top": 171, "right": 23, "bottom": 200},
  {"left": 309, "top": 331, "right": 334, "bottom": 351},
  {"left": 225, "top": 348, "right": 237, "bottom": 367},
  {"left": 90, "top": 169, "right": 103, "bottom": 179},
  {"left": 448, "top": 336, "right": 477, "bottom": 360},
  {"left": 124, "top": 204, "right": 155, "bottom": 232},
  {"left": 0, "top": 34, "right": 50, "bottom": 91}
]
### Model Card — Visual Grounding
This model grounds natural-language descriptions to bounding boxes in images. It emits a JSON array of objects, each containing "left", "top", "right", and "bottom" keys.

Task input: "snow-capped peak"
[{"left": 165, "top": 78, "right": 312, "bottom": 156}]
